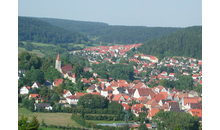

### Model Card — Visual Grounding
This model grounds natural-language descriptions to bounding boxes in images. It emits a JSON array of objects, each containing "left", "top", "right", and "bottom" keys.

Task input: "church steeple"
[
  {"left": 55, "top": 53, "right": 61, "bottom": 72},
  {"left": 56, "top": 53, "right": 61, "bottom": 61}
]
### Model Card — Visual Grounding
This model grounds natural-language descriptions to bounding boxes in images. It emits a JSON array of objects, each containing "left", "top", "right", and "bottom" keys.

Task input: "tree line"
[{"left": 137, "top": 26, "right": 202, "bottom": 59}]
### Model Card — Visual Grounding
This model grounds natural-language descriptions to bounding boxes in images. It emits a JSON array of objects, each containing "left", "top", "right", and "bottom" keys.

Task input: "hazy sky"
[{"left": 18, "top": 0, "right": 202, "bottom": 27}]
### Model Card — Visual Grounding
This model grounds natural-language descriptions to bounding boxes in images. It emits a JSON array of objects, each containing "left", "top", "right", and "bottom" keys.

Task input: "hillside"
[
  {"left": 18, "top": 16, "right": 89, "bottom": 45},
  {"left": 137, "top": 26, "right": 202, "bottom": 59},
  {"left": 35, "top": 17, "right": 181, "bottom": 44}
]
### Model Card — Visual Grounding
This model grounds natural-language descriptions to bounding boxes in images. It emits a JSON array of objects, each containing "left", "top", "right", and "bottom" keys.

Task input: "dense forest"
[
  {"left": 35, "top": 17, "right": 181, "bottom": 44},
  {"left": 18, "top": 16, "right": 90, "bottom": 45},
  {"left": 137, "top": 26, "right": 202, "bottom": 59}
]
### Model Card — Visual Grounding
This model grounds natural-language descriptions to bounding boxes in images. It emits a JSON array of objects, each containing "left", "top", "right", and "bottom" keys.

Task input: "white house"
[
  {"left": 63, "top": 90, "right": 72, "bottom": 98},
  {"left": 31, "top": 82, "right": 41, "bottom": 89},
  {"left": 133, "top": 88, "right": 155, "bottom": 98},
  {"left": 66, "top": 95, "right": 79, "bottom": 105},
  {"left": 20, "top": 86, "right": 30, "bottom": 95},
  {"left": 101, "top": 89, "right": 109, "bottom": 97}
]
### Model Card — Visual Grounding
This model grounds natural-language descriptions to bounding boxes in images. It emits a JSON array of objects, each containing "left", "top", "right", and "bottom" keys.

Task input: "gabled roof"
[
  {"left": 63, "top": 90, "right": 71, "bottom": 95},
  {"left": 183, "top": 97, "right": 198, "bottom": 106},
  {"left": 75, "top": 92, "right": 85, "bottom": 97},
  {"left": 112, "top": 94, "right": 124, "bottom": 101},
  {"left": 121, "top": 103, "right": 130, "bottom": 110},
  {"left": 147, "top": 108, "right": 160, "bottom": 117},
  {"left": 134, "top": 82, "right": 145, "bottom": 89},
  {"left": 21, "top": 85, "right": 31, "bottom": 90},
  {"left": 137, "top": 88, "right": 155, "bottom": 96},
  {"left": 61, "top": 65, "right": 72, "bottom": 74}
]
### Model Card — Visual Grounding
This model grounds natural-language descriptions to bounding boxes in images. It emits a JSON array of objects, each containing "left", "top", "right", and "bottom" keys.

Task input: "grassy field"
[
  {"left": 85, "top": 120, "right": 127, "bottom": 125},
  {"left": 18, "top": 108, "right": 82, "bottom": 128},
  {"left": 18, "top": 47, "right": 45, "bottom": 57},
  {"left": 21, "top": 41, "right": 56, "bottom": 47}
]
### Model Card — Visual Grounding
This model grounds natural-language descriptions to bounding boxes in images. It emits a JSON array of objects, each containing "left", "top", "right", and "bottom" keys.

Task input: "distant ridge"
[
  {"left": 18, "top": 16, "right": 89, "bottom": 44},
  {"left": 33, "top": 17, "right": 181, "bottom": 44},
  {"left": 137, "top": 26, "right": 202, "bottom": 59}
]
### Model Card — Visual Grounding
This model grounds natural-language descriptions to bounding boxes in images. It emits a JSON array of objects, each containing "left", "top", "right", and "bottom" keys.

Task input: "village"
[{"left": 19, "top": 44, "right": 202, "bottom": 129}]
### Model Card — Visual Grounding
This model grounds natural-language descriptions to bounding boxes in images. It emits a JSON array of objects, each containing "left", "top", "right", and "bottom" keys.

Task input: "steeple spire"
[{"left": 56, "top": 53, "right": 61, "bottom": 61}]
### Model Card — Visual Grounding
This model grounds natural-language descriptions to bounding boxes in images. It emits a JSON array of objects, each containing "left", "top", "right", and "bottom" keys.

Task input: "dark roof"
[
  {"left": 34, "top": 103, "right": 51, "bottom": 108},
  {"left": 190, "top": 103, "right": 202, "bottom": 109},
  {"left": 138, "top": 88, "right": 155, "bottom": 96},
  {"left": 127, "top": 88, "right": 136, "bottom": 95},
  {"left": 168, "top": 101, "right": 181, "bottom": 112}
]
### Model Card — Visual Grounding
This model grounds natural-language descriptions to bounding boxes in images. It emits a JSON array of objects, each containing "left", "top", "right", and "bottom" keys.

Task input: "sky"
[{"left": 18, "top": 0, "right": 202, "bottom": 27}]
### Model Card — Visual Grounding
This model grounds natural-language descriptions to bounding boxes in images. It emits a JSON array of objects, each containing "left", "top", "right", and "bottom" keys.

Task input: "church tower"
[
  {"left": 55, "top": 53, "right": 61, "bottom": 72},
  {"left": 72, "top": 73, "right": 76, "bottom": 83}
]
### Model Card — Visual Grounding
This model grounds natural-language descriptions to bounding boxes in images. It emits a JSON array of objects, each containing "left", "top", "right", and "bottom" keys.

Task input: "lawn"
[
  {"left": 18, "top": 108, "right": 82, "bottom": 128},
  {"left": 21, "top": 41, "right": 55, "bottom": 47}
]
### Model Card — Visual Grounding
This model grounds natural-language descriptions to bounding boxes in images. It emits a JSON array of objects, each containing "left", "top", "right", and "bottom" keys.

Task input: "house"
[
  {"left": 87, "top": 84, "right": 102, "bottom": 93},
  {"left": 188, "top": 91, "right": 199, "bottom": 97},
  {"left": 158, "top": 92, "right": 172, "bottom": 100},
  {"left": 153, "top": 85, "right": 167, "bottom": 94},
  {"left": 131, "top": 104, "right": 145, "bottom": 116},
  {"left": 34, "top": 103, "right": 52, "bottom": 111},
  {"left": 182, "top": 97, "right": 198, "bottom": 110},
  {"left": 166, "top": 101, "right": 181, "bottom": 112},
  {"left": 53, "top": 78, "right": 63, "bottom": 87},
  {"left": 189, "top": 109, "right": 202, "bottom": 118},
  {"left": 133, "top": 88, "right": 155, "bottom": 98},
  {"left": 145, "top": 99, "right": 160, "bottom": 109},
  {"left": 113, "top": 87, "right": 124, "bottom": 95},
  {"left": 125, "top": 88, "right": 136, "bottom": 96},
  {"left": 101, "top": 86, "right": 113, "bottom": 97},
  {"left": 66, "top": 95, "right": 79, "bottom": 105},
  {"left": 133, "top": 82, "right": 147, "bottom": 89},
  {"left": 63, "top": 90, "right": 72, "bottom": 98},
  {"left": 112, "top": 94, "right": 125, "bottom": 103},
  {"left": 29, "top": 94, "right": 39, "bottom": 99},
  {"left": 31, "top": 82, "right": 41, "bottom": 89},
  {"left": 121, "top": 103, "right": 130, "bottom": 111},
  {"left": 20, "top": 85, "right": 31, "bottom": 95},
  {"left": 147, "top": 108, "right": 161, "bottom": 120},
  {"left": 29, "top": 94, "right": 40, "bottom": 103}
]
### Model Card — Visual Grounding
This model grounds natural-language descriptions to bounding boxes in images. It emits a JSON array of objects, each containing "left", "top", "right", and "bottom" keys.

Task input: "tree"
[
  {"left": 18, "top": 116, "right": 39, "bottom": 130},
  {"left": 153, "top": 110, "right": 200, "bottom": 130},
  {"left": 25, "top": 42, "right": 34, "bottom": 51},
  {"left": 44, "top": 67, "right": 60, "bottom": 82},
  {"left": 28, "top": 116, "right": 40, "bottom": 130},
  {"left": 72, "top": 63, "right": 84, "bottom": 78},
  {"left": 52, "top": 93, "right": 60, "bottom": 103},
  {"left": 111, "top": 56, "right": 117, "bottom": 62}
]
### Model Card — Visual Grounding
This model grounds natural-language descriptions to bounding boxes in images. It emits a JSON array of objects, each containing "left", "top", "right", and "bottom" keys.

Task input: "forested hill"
[
  {"left": 18, "top": 16, "right": 89, "bottom": 44},
  {"left": 35, "top": 17, "right": 181, "bottom": 44},
  {"left": 137, "top": 26, "right": 202, "bottom": 59}
]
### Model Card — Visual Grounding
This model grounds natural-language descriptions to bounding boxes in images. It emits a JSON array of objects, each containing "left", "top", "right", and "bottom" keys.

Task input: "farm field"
[
  {"left": 18, "top": 108, "right": 82, "bottom": 128},
  {"left": 18, "top": 47, "right": 45, "bottom": 57}
]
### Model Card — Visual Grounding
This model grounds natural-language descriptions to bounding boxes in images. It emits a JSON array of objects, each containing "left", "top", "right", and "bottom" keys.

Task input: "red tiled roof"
[
  {"left": 66, "top": 95, "right": 79, "bottom": 99},
  {"left": 53, "top": 78, "right": 63, "bottom": 86},
  {"left": 112, "top": 94, "right": 123, "bottom": 101},
  {"left": 189, "top": 109, "right": 202, "bottom": 117},
  {"left": 29, "top": 94, "right": 39, "bottom": 98},
  {"left": 134, "top": 82, "right": 145, "bottom": 89},
  {"left": 75, "top": 92, "right": 85, "bottom": 97},
  {"left": 183, "top": 98, "right": 198, "bottom": 106},
  {"left": 147, "top": 108, "right": 160, "bottom": 117},
  {"left": 122, "top": 103, "right": 130, "bottom": 110},
  {"left": 61, "top": 65, "right": 72, "bottom": 74}
]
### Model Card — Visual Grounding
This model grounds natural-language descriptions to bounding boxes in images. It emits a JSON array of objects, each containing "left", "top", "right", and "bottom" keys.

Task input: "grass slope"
[{"left": 18, "top": 108, "right": 82, "bottom": 128}]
